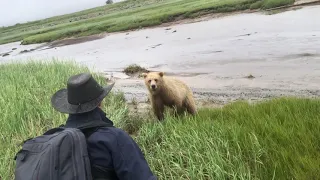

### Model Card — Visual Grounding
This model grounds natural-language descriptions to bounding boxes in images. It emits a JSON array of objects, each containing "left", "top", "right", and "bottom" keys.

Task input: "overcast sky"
[{"left": 0, "top": 0, "right": 123, "bottom": 27}]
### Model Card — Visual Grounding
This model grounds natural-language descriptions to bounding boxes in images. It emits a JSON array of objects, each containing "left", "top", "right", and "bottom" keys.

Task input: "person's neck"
[{"left": 64, "top": 107, "right": 114, "bottom": 129}]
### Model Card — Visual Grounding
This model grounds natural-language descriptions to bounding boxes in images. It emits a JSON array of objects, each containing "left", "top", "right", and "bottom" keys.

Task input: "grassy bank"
[
  {"left": 0, "top": 60, "right": 128, "bottom": 179},
  {"left": 1, "top": 61, "right": 319, "bottom": 179},
  {"left": 136, "top": 98, "right": 320, "bottom": 179},
  {"left": 0, "top": 0, "right": 295, "bottom": 45}
]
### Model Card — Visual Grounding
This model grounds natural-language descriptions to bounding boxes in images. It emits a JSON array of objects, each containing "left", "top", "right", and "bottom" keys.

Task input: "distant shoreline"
[{"left": 2, "top": 0, "right": 317, "bottom": 46}]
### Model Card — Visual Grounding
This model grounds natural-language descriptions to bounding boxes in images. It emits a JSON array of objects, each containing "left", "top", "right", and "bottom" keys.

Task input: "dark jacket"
[{"left": 64, "top": 107, "right": 157, "bottom": 180}]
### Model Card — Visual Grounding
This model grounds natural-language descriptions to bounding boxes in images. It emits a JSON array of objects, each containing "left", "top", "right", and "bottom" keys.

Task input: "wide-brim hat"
[{"left": 51, "top": 73, "right": 115, "bottom": 114}]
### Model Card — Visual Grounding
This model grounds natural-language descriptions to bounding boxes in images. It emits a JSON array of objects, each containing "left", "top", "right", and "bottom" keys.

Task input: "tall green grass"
[
  {"left": 136, "top": 98, "right": 320, "bottom": 179},
  {"left": 0, "top": 0, "right": 295, "bottom": 45},
  {"left": 0, "top": 60, "right": 128, "bottom": 180},
  {"left": 1, "top": 61, "right": 319, "bottom": 180}
]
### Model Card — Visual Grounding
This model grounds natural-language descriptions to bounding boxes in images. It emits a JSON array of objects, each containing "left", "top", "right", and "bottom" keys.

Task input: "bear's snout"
[{"left": 151, "top": 84, "right": 156, "bottom": 90}]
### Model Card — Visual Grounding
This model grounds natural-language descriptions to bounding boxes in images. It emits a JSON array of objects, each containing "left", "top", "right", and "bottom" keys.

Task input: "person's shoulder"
[
  {"left": 90, "top": 126, "right": 131, "bottom": 142},
  {"left": 98, "top": 126, "right": 128, "bottom": 135}
]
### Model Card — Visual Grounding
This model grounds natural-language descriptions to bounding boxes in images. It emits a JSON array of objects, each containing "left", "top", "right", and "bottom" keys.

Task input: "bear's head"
[{"left": 141, "top": 71, "right": 164, "bottom": 95}]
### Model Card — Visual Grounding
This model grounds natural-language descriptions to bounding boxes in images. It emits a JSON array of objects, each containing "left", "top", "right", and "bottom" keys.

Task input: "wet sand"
[{"left": 1, "top": 5, "right": 320, "bottom": 107}]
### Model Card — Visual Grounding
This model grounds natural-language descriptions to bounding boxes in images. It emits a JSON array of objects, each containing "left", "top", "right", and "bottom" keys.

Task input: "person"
[{"left": 50, "top": 72, "right": 157, "bottom": 180}]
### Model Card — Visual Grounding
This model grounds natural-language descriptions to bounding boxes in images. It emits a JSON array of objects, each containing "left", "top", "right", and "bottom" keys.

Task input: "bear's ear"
[
  {"left": 159, "top": 72, "right": 164, "bottom": 77},
  {"left": 141, "top": 73, "right": 148, "bottom": 78}
]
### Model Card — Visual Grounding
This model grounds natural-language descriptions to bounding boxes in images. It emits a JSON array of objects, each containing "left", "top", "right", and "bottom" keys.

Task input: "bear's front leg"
[
  {"left": 156, "top": 104, "right": 164, "bottom": 121},
  {"left": 151, "top": 97, "right": 165, "bottom": 121}
]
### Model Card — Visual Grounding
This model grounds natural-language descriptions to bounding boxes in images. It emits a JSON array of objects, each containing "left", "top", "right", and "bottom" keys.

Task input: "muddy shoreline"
[{"left": 106, "top": 73, "right": 320, "bottom": 112}]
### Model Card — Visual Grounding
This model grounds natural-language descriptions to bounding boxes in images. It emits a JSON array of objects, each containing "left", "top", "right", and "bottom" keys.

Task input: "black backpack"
[{"left": 14, "top": 125, "right": 117, "bottom": 180}]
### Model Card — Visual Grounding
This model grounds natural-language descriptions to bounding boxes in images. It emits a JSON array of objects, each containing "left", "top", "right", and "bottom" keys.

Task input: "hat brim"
[{"left": 51, "top": 82, "right": 115, "bottom": 114}]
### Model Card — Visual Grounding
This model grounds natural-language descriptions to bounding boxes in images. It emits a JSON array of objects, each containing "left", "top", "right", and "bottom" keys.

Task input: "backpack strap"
[{"left": 81, "top": 127, "right": 101, "bottom": 139}]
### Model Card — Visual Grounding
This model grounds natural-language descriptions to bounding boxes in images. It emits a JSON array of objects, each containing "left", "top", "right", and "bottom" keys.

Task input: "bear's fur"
[{"left": 141, "top": 71, "right": 197, "bottom": 121}]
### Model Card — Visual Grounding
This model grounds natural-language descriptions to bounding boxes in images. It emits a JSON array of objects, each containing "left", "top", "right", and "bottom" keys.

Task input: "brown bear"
[{"left": 141, "top": 71, "right": 197, "bottom": 121}]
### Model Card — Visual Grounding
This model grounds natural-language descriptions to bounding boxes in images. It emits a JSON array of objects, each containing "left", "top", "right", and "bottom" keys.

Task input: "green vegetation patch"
[
  {"left": 262, "top": 0, "right": 295, "bottom": 9},
  {"left": 123, "top": 64, "right": 149, "bottom": 76},
  {"left": 136, "top": 97, "right": 320, "bottom": 179},
  {"left": 250, "top": 0, "right": 264, "bottom": 9},
  {"left": 250, "top": 0, "right": 295, "bottom": 9}
]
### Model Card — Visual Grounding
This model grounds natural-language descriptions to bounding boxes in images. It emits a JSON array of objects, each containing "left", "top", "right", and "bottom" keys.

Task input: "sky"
[{"left": 0, "top": 0, "right": 123, "bottom": 27}]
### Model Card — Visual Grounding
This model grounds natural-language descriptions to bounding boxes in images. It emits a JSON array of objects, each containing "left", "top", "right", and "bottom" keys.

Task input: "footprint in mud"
[
  {"left": 19, "top": 49, "right": 36, "bottom": 54},
  {"left": 151, "top": 44, "right": 162, "bottom": 49},
  {"left": 198, "top": 50, "right": 223, "bottom": 54},
  {"left": 236, "top": 32, "right": 258, "bottom": 37},
  {"left": 284, "top": 53, "right": 319, "bottom": 58},
  {"left": 1, "top": 51, "right": 13, "bottom": 57},
  {"left": 164, "top": 72, "right": 208, "bottom": 77},
  {"left": 244, "top": 74, "right": 255, "bottom": 79},
  {"left": 149, "top": 64, "right": 167, "bottom": 68}
]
